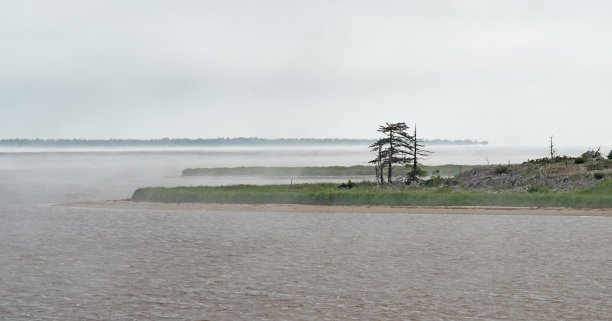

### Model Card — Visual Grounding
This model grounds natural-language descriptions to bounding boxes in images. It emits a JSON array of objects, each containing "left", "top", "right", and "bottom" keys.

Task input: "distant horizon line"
[{"left": 0, "top": 137, "right": 489, "bottom": 146}]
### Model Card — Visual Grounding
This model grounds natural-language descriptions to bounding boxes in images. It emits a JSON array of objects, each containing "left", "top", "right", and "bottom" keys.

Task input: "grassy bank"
[
  {"left": 182, "top": 165, "right": 476, "bottom": 177},
  {"left": 132, "top": 179, "right": 612, "bottom": 209}
]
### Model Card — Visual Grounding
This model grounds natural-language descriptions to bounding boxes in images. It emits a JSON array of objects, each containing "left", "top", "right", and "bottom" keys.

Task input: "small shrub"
[
  {"left": 525, "top": 156, "right": 571, "bottom": 164},
  {"left": 525, "top": 157, "right": 549, "bottom": 164},
  {"left": 407, "top": 166, "right": 428, "bottom": 179},
  {"left": 338, "top": 180, "right": 356, "bottom": 189},
  {"left": 594, "top": 172, "right": 605, "bottom": 180},
  {"left": 421, "top": 176, "right": 458, "bottom": 188},
  {"left": 608, "top": 150, "right": 612, "bottom": 160},
  {"left": 422, "top": 176, "right": 444, "bottom": 187},
  {"left": 528, "top": 185, "right": 552, "bottom": 193},
  {"left": 553, "top": 155, "right": 572, "bottom": 163},
  {"left": 494, "top": 165, "right": 509, "bottom": 174},
  {"left": 582, "top": 149, "right": 603, "bottom": 160},
  {"left": 574, "top": 157, "right": 586, "bottom": 164}
]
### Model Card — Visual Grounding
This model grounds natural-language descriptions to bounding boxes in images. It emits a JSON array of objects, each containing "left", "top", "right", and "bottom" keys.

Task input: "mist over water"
[{"left": 1, "top": 146, "right": 611, "bottom": 320}]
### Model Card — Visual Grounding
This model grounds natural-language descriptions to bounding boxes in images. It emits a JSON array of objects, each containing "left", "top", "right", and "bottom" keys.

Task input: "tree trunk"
[
  {"left": 378, "top": 146, "right": 384, "bottom": 184},
  {"left": 550, "top": 136, "right": 554, "bottom": 163},
  {"left": 412, "top": 151, "right": 417, "bottom": 181},
  {"left": 374, "top": 164, "right": 380, "bottom": 185},
  {"left": 412, "top": 127, "right": 418, "bottom": 182},
  {"left": 387, "top": 132, "right": 393, "bottom": 183}
]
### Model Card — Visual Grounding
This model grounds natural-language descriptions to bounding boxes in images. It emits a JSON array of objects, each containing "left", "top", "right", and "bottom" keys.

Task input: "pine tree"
[
  {"left": 368, "top": 139, "right": 385, "bottom": 184},
  {"left": 369, "top": 122, "right": 413, "bottom": 184},
  {"left": 408, "top": 125, "right": 431, "bottom": 183}
]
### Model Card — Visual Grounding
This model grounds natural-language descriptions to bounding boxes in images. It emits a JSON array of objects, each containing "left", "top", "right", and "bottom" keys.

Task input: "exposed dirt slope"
[{"left": 455, "top": 160, "right": 611, "bottom": 192}]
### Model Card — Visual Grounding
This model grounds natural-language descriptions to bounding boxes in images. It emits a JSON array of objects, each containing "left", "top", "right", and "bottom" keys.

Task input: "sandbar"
[{"left": 56, "top": 200, "right": 612, "bottom": 216}]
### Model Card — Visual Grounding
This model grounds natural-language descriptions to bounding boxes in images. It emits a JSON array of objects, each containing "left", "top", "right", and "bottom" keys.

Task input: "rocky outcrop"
[{"left": 454, "top": 161, "right": 610, "bottom": 192}]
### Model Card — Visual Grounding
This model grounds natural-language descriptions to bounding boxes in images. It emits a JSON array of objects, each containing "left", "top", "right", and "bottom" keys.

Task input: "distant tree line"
[{"left": 0, "top": 137, "right": 488, "bottom": 147}]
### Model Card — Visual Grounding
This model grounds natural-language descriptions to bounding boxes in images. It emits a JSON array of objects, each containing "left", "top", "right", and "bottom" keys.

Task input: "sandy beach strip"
[{"left": 55, "top": 200, "right": 612, "bottom": 216}]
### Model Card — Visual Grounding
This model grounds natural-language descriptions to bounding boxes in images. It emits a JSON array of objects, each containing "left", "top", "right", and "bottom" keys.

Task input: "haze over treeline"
[{"left": 0, "top": 138, "right": 487, "bottom": 147}]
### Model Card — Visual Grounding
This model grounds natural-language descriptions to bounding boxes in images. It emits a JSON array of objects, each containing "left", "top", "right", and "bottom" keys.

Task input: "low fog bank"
[
  {"left": 2, "top": 145, "right": 610, "bottom": 207},
  {"left": 3, "top": 145, "right": 609, "bottom": 166},
  {"left": 0, "top": 148, "right": 375, "bottom": 207}
]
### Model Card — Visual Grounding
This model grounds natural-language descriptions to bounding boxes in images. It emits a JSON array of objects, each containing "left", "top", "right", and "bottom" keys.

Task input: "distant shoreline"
[
  {"left": 182, "top": 165, "right": 476, "bottom": 177},
  {"left": 0, "top": 137, "right": 488, "bottom": 148},
  {"left": 56, "top": 200, "right": 612, "bottom": 216}
]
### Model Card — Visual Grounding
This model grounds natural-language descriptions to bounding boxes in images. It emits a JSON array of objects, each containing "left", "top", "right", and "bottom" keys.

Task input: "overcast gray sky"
[{"left": 1, "top": 0, "right": 611, "bottom": 145}]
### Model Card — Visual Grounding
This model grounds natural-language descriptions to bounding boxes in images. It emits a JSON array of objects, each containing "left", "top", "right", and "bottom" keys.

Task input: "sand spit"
[{"left": 56, "top": 200, "right": 612, "bottom": 216}]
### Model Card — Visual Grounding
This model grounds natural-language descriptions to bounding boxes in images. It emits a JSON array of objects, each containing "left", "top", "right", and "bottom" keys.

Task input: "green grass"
[
  {"left": 182, "top": 165, "right": 476, "bottom": 177},
  {"left": 132, "top": 179, "right": 612, "bottom": 209}
]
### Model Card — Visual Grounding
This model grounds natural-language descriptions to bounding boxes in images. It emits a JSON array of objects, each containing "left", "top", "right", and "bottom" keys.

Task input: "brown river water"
[{"left": 0, "top": 147, "right": 610, "bottom": 320}]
